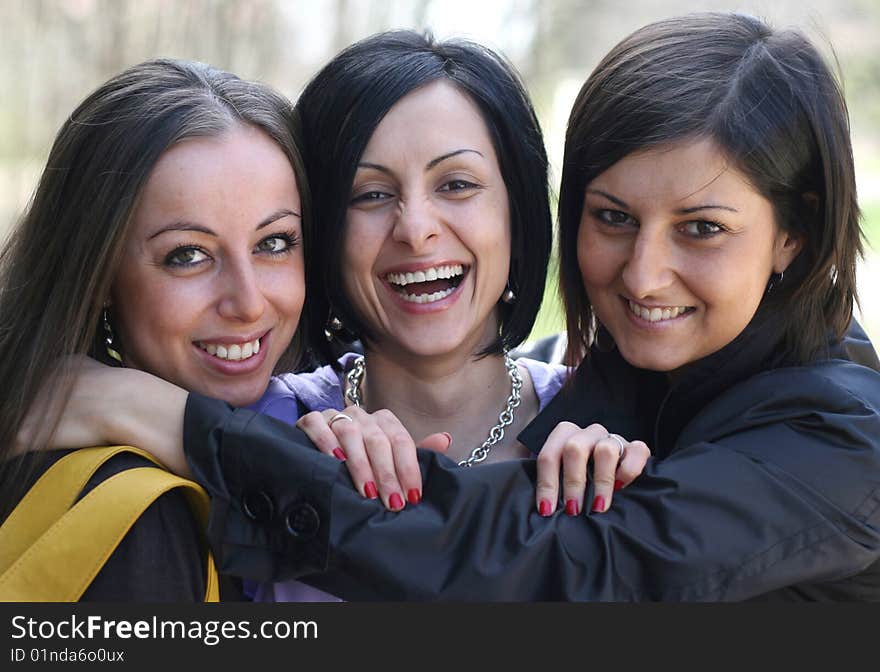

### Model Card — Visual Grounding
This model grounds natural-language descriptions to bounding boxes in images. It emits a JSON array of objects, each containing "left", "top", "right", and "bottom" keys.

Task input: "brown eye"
[
  {"left": 681, "top": 220, "right": 724, "bottom": 238},
  {"left": 596, "top": 209, "right": 635, "bottom": 227},
  {"left": 164, "top": 246, "right": 209, "bottom": 267}
]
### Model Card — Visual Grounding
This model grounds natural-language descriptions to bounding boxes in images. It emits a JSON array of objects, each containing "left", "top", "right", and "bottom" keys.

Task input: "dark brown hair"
[
  {"left": 0, "top": 59, "right": 310, "bottom": 516},
  {"left": 559, "top": 12, "right": 862, "bottom": 366}
]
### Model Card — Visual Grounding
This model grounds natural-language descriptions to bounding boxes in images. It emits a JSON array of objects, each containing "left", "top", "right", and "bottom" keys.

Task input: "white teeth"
[
  {"left": 386, "top": 264, "right": 464, "bottom": 286},
  {"left": 399, "top": 286, "right": 456, "bottom": 304},
  {"left": 628, "top": 300, "right": 690, "bottom": 323},
  {"left": 198, "top": 338, "right": 261, "bottom": 361}
]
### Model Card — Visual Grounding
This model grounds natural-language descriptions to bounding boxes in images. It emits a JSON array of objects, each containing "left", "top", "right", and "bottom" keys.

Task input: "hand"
[
  {"left": 296, "top": 406, "right": 451, "bottom": 511},
  {"left": 17, "top": 355, "right": 190, "bottom": 477},
  {"left": 535, "top": 422, "right": 651, "bottom": 516}
]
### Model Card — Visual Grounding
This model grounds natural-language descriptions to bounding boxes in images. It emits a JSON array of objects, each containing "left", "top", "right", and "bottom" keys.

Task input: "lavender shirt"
[{"left": 247, "top": 352, "right": 567, "bottom": 602}]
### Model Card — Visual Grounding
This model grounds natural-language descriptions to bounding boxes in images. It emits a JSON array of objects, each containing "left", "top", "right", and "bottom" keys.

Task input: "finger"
[
  {"left": 321, "top": 411, "right": 380, "bottom": 501},
  {"left": 535, "top": 422, "right": 606, "bottom": 516},
  {"left": 296, "top": 411, "right": 348, "bottom": 462},
  {"left": 590, "top": 434, "right": 626, "bottom": 513},
  {"left": 416, "top": 432, "right": 452, "bottom": 454},
  {"left": 560, "top": 436, "right": 590, "bottom": 516},
  {"left": 346, "top": 408, "right": 405, "bottom": 512},
  {"left": 374, "top": 409, "right": 424, "bottom": 506},
  {"left": 614, "top": 440, "right": 652, "bottom": 489}
]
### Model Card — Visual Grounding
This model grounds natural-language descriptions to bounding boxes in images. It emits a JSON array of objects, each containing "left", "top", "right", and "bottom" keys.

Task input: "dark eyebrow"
[
  {"left": 586, "top": 189, "right": 739, "bottom": 214},
  {"left": 148, "top": 208, "right": 300, "bottom": 240},
  {"left": 426, "top": 148, "right": 483, "bottom": 170},
  {"left": 586, "top": 188, "right": 629, "bottom": 209},
  {"left": 357, "top": 149, "right": 485, "bottom": 175}
]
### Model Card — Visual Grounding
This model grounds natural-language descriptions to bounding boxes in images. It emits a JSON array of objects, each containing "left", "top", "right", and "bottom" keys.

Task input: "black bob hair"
[{"left": 295, "top": 30, "right": 551, "bottom": 366}]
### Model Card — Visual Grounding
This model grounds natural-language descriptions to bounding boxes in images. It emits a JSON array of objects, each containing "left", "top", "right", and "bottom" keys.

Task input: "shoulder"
[
  {"left": 253, "top": 356, "right": 353, "bottom": 419},
  {"left": 684, "top": 359, "right": 880, "bottom": 445},
  {"left": 515, "top": 357, "right": 569, "bottom": 411},
  {"left": 82, "top": 453, "right": 206, "bottom": 601}
]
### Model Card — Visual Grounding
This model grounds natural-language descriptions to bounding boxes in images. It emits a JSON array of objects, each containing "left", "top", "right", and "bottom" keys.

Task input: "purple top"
[{"left": 247, "top": 352, "right": 567, "bottom": 602}]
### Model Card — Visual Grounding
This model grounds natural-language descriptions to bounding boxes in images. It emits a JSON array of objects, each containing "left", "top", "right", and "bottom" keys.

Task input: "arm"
[{"left": 185, "top": 361, "right": 880, "bottom": 601}]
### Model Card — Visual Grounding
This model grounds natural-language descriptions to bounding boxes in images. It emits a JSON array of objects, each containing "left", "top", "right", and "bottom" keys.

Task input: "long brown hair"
[
  {"left": 559, "top": 12, "right": 862, "bottom": 367},
  {"left": 0, "top": 59, "right": 310, "bottom": 517}
]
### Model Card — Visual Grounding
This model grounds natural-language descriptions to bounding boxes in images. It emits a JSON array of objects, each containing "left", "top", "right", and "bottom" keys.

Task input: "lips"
[
  {"left": 384, "top": 263, "right": 467, "bottom": 305},
  {"left": 626, "top": 299, "right": 694, "bottom": 323},
  {"left": 196, "top": 336, "right": 261, "bottom": 361}
]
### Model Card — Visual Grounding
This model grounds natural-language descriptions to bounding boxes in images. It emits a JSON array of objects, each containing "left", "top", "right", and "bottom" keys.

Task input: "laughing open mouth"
[{"left": 385, "top": 264, "right": 466, "bottom": 304}]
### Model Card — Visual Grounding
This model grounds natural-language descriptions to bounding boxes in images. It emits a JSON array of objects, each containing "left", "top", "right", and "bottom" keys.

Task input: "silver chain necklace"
[{"left": 344, "top": 353, "right": 523, "bottom": 467}]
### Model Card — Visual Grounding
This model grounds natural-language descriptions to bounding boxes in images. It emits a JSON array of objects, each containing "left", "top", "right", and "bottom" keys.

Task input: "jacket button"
[
  {"left": 285, "top": 502, "right": 320, "bottom": 538},
  {"left": 241, "top": 490, "right": 274, "bottom": 523}
]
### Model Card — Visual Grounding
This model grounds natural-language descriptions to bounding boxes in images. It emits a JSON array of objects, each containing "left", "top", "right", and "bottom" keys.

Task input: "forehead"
[
  {"left": 131, "top": 125, "right": 299, "bottom": 232},
  {"left": 590, "top": 137, "right": 761, "bottom": 206},
  {"left": 360, "top": 80, "right": 496, "bottom": 160}
]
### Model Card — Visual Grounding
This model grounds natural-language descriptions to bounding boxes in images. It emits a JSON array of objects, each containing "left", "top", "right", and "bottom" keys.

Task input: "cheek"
[{"left": 577, "top": 226, "right": 615, "bottom": 293}]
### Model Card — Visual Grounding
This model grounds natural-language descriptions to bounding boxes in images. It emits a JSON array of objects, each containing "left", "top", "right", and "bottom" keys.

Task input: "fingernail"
[
  {"left": 389, "top": 492, "right": 404, "bottom": 510},
  {"left": 614, "top": 480, "right": 624, "bottom": 491},
  {"left": 565, "top": 499, "right": 579, "bottom": 516},
  {"left": 592, "top": 495, "right": 606, "bottom": 513},
  {"left": 539, "top": 499, "right": 552, "bottom": 516},
  {"left": 332, "top": 447, "right": 347, "bottom": 461},
  {"left": 441, "top": 432, "right": 453, "bottom": 448},
  {"left": 407, "top": 488, "right": 421, "bottom": 505},
  {"left": 364, "top": 481, "right": 378, "bottom": 499}
]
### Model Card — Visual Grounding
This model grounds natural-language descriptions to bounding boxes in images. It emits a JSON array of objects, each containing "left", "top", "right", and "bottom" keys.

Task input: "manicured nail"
[
  {"left": 565, "top": 499, "right": 579, "bottom": 516},
  {"left": 332, "top": 447, "right": 347, "bottom": 461},
  {"left": 389, "top": 492, "right": 404, "bottom": 510},
  {"left": 441, "top": 432, "right": 453, "bottom": 448},
  {"left": 592, "top": 495, "right": 606, "bottom": 513},
  {"left": 614, "top": 480, "right": 624, "bottom": 491},
  {"left": 407, "top": 488, "right": 421, "bottom": 505},
  {"left": 539, "top": 499, "right": 552, "bottom": 516},
  {"left": 364, "top": 481, "right": 378, "bottom": 499}
]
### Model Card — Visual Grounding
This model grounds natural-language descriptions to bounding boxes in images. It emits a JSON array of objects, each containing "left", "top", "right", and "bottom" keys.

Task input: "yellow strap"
[
  {"left": 0, "top": 445, "right": 162, "bottom": 571},
  {"left": 0, "top": 447, "right": 219, "bottom": 602}
]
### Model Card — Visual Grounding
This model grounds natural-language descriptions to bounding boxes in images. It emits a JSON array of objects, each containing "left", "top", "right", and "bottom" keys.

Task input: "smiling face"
[
  {"left": 578, "top": 137, "right": 802, "bottom": 372},
  {"left": 343, "top": 80, "right": 511, "bottom": 361},
  {"left": 111, "top": 124, "right": 305, "bottom": 407}
]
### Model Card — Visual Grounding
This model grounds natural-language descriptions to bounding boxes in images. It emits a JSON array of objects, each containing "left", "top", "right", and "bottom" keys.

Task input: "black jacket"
[{"left": 185, "top": 318, "right": 880, "bottom": 601}]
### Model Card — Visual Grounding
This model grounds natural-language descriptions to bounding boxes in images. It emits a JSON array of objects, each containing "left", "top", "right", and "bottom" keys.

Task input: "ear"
[{"left": 772, "top": 227, "right": 804, "bottom": 275}]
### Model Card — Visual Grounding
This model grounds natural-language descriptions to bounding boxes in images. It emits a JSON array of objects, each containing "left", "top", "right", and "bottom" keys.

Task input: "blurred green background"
[{"left": 1, "top": 0, "right": 877, "bottom": 346}]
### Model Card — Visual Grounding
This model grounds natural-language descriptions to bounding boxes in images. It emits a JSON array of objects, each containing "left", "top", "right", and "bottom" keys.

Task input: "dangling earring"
[
  {"left": 766, "top": 271, "right": 784, "bottom": 295},
  {"left": 324, "top": 313, "right": 344, "bottom": 341},
  {"left": 103, "top": 305, "right": 122, "bottom": 363},
  {"left": 501, "top": 286, "right": 516, "bottom": 304}
]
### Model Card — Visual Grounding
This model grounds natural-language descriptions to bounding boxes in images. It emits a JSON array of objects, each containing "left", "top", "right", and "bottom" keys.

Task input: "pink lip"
[
  {"left": 381, "top": 270, "right": 469, "bottom": 314},
  {"left": 192, "top": 329, "right": 271, "bottom": 376}
]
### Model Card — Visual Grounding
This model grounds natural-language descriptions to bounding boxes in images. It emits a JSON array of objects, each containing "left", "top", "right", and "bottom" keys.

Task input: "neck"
[{"left": 354, "top": 347, "right": 536, "bottom": 464}]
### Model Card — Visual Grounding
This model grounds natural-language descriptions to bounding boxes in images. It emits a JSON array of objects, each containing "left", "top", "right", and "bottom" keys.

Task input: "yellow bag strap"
[{"left": 0, "top": 447, "right": 219, "bottom": 602}]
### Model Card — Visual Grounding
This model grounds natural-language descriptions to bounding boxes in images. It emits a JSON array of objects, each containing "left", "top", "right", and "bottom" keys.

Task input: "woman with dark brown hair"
[
  {"left": 21, "top": 12, "right": 880, "bottom": 600},
  {"left": 1, "top": 58, "right": 309, "bottom": 600}
]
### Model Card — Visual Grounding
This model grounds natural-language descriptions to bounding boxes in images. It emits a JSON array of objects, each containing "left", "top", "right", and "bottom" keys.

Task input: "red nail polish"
[
  {"left": 565, "top": 499, "right": 579, "bottom": 516},
  {"left": 407, "top": 488, "right": 421, "bottom": 505},
  {"left": 539, "top": 499, "right": 552, "bottom": 516},
  {"left": 364, "top": 481, "right": 378, "bottom": 499},
  {"left": 389, "top": 492, "right": 404, "bottom": 510},
  {"left": 592, "top": 495, "right": 606, "bottom": 513},
  {"left": 614, "top": 480, "right": 624, "bottom": 491},
  {"left": 332, "top": 447, "right": 347, "bottom": 461}
]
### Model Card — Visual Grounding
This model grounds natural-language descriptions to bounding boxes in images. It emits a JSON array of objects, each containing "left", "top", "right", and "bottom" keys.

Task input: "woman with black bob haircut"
[{"left": 25, "top": 14, "right": 880, "bottom": 601}]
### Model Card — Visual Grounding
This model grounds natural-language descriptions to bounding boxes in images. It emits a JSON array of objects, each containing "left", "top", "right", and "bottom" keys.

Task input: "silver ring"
[
  {"left": 328, "top": 413, "right": 354, "bottom": 428},
  {"left": 607, "top": 433, "right": 626, "bottom": 460}
]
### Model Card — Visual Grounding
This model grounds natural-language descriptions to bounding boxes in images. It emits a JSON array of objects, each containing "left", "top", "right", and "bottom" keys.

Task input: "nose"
[
  {"left": 217, "top": 256, "right": 266, "bottom": 323},
  {"left": 391, "top": 197, "right": 441, "bottom": 253},
  {"left": 621, "top": 227, "right": 676, "bottom": 300}
]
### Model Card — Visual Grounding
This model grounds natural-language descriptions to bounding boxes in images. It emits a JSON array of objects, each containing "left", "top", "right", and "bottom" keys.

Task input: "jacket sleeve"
[{"left": 184, "top": 371, "right": 880, "bottom": 601}]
